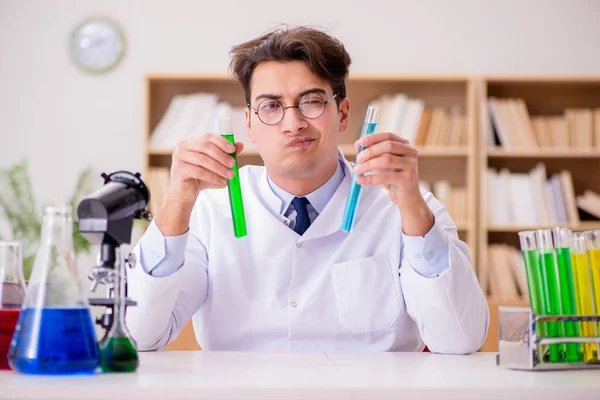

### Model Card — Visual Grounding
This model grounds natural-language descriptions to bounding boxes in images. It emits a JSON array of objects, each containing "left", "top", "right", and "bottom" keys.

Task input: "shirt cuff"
[
  {"left": 139, "top": 220, "right": 188, "bottom": 277},
  {"left": 402, "top": 219, "right": 450, "bottom": 278}
]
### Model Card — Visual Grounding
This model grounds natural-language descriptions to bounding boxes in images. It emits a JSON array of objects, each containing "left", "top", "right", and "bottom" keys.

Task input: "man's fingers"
[
  {"left": 355, "top": 171, "right": 395, "bottom": 186},
  {"left": 177, "top": 150, "right": 234, "bottom": 180},
  {"left": 181, "top": 140, "right": 235, "bottom": 170},
  {"left": 355, "top": 132, "right": 409, "bottom": 148},
  {"left": 179, "top": 163, "right": 228, "bottom": 187},
  {"left": 355, "top": 155, "right": 415, "bottom": 175},
  {"left": 356, "top": 141, "right": 417, "bottom": 164}
]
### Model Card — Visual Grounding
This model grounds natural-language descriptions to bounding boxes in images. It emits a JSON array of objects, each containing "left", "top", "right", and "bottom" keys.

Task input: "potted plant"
[{"left": 0, "top": 160, "right": 94, "bottom": 281}]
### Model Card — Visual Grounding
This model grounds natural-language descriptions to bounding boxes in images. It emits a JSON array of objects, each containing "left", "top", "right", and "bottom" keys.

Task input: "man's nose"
[{"left": 280, "top": 106, "right": 308, "bottom": 133}]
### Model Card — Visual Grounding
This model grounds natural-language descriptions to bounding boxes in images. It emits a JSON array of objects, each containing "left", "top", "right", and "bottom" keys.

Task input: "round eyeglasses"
[{"left": 248, "top": 93, "right": 339, "bottom": 126}]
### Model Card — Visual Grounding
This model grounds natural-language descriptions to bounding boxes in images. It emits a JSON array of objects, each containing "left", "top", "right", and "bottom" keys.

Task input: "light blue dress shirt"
[
  {"left": 139, "top": 152, "right": 451, "bottom": 279},
  {"left": 266, "top": 157, "right": 345, "bottom": 232}
]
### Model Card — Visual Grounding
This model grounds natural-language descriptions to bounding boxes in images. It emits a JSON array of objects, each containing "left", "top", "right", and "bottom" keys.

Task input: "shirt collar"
[{"left": 266, "top": 150, "right": 346, "bottom": 215}]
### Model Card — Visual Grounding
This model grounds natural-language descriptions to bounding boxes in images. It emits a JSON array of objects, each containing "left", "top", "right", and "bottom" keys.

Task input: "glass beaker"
[
  {"left": 100, "top": 248, "right": 138, "bottom": 373},
  {"left": 0, "top": 241, "right": 26, "bottom": 370},
  {"left": 8, "top": 205, "right": 101, "bottom": 375}
]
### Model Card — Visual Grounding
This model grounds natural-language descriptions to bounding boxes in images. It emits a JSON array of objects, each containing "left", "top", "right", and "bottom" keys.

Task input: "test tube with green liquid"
[
  {"left": 219, "top": 117, "right": 247, "bottom": 238},
  {"left": 518, "top": 230, "right": 548, "bottom": 361},
  {"left": 572, "top": 232, "right": 598, "bottom": 362},
  {"left": 535, "top": 229, "right": 563, "bottom": 362},
  {"left": 552, "top": 227, "right": 580, "bottom": 363}
]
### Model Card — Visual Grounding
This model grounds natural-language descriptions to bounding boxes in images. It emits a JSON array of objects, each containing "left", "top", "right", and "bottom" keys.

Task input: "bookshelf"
[{"left": 477, "top": 76, "right": 600, "bottom": 351}]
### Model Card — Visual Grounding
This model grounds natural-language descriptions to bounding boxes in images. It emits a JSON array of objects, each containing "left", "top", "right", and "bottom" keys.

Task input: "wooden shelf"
[
  {"left": 487, "top": 221, "right": 600, "bottom": 232},
  {"left": 150, "top": 145, "right": 470, "bottom": 159},
  {"left": 487, "top": 148, "right": 600, "bottom": 158}
]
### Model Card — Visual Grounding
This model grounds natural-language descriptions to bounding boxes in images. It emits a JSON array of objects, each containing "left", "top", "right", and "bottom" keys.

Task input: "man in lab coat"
[{"left": 126, "top": 26, "right": 489, "bottom": 353}]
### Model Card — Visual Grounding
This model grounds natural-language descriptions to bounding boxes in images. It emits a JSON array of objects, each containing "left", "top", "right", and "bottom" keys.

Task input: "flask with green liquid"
[{"left": 100, "top": 248, "right": 139, "bottom": 373}]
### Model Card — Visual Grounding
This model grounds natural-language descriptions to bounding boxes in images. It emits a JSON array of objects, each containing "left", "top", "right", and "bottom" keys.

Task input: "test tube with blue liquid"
[{"left": 341, "top": 105, "right": 380, "bottom": 232}]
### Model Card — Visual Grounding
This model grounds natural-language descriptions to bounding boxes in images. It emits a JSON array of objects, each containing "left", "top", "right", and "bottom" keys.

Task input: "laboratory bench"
[{"left": 0, "top": 351, "right": 599, "bottom": 399}]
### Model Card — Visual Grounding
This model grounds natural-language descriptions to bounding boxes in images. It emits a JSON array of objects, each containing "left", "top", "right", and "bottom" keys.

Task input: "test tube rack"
[{"left": 497, "top": 306, "right": 600, "bottom": 370}]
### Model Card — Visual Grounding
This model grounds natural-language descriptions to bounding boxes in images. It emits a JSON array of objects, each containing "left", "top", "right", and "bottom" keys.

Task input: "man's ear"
[
  {"left": 245, "top": 107, "right": 256, "bottom": 143},
  {"left": 338, "top": 97, "right": 351, "bottom": 134}
]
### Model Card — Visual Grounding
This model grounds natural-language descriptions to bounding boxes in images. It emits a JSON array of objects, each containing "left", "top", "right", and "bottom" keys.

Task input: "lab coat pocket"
[{"left": 331, "top": 254, "right": 401, "bottom": 334}]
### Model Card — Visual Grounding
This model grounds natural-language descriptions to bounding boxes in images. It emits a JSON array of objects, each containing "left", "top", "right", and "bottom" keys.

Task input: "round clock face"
[{"left": 70, "top": 18, "right": 126, "bottom": 73}]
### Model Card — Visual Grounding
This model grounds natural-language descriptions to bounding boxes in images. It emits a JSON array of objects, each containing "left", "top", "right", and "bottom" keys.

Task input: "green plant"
[{"left": 0, "top": 160, "right": 94, "bottom": 280}]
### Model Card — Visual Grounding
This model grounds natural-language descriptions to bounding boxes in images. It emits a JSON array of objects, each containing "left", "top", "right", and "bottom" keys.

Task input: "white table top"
[{"left": 1, "top": 351, "right": 599, "bottom": 400}]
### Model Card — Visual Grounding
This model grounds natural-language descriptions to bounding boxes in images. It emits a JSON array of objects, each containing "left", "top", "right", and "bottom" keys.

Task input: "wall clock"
[{"left": 70, "top": 17, "right": 126, "bottom": 74}]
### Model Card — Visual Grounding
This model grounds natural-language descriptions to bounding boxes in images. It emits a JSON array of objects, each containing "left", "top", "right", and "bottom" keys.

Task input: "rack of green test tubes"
[{"left": 497, "top": 227, "right": 600, "bottom": 371}]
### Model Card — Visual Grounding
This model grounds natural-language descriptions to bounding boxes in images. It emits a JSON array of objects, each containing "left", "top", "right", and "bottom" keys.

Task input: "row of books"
[
  {"left": 369, "top": 94, "right": 467, "bottom": 146},
  {"left": 419, "top": 180, "right": 468, "bottom": 224},
  {"left": 484, "top": 97, "right": 600, "bottom": 149},
  {"left": 148, "top": 92, "right": 257, "bottom": 151},
  {"left": 481, "top": 244, "right": 529, "bottom": 303},
  {"left": 485, "top": 164, "right": 598, "bottom": 226}
]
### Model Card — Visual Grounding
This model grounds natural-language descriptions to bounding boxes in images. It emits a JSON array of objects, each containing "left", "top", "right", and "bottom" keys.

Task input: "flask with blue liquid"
[{"left": 8, "top": 205, "right": 100, "bottom": 375}]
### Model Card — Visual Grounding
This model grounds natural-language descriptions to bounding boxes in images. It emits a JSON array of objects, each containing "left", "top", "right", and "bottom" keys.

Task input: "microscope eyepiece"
[{"left": 77, "top": 171, "right": 152, "bottom": 246}]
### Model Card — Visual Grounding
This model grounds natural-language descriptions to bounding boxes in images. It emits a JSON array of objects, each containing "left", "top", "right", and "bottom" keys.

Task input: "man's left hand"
[{"left": 352, "top": 132, "right": 422, "bottom": 207}]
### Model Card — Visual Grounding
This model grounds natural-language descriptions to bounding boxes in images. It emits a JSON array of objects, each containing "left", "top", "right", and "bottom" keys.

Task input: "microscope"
[{"left": 76, "top": 171, "right": 152, "bottom": 342}]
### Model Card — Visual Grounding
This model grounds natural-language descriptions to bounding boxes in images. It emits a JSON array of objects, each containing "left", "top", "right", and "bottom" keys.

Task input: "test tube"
[
  {"left": 572, "top": 232, "right": 598, "bottom": 362},
  {"left": 552, "top": 227, "right": 580, "bottom": 362},
  {"left": 585, "top": 229, "right": 600, "bottom": 360},
  {"left": 219, "top": 117, "right": 247, "bottom": 238},
  {"left": 518, "top": 231, "right": 544, "bottom": 320},
  {"left": 585, "top": 230, "right": 600, "bottom": 324},
  {"left": 340, "top": 105, "right": 380, "bottom": 232},
  {"left": 518, "top": 230, "right": 547, "bottom": 362},
  {"left": 535, "top": 228, "right": 562, "bottom": 362}
]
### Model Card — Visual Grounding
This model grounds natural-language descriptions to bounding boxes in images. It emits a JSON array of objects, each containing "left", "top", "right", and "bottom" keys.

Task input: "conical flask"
[
  {"left": 0, "top": 241, "right": 26, "bottom": 370},
  {"left": 100, "top": 247, "right": 138, "bottom": 373},
  {"left": 8, "top": 205, "right": 100, "bottom": 375}
]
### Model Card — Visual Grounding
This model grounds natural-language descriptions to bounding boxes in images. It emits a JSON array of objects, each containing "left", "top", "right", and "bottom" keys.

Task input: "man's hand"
[
  {"left": 353, "top": 132, "right": 434, "bottom": 236},
  {"left": 156, "top": 133, "right": 244, "bottom": 236}
]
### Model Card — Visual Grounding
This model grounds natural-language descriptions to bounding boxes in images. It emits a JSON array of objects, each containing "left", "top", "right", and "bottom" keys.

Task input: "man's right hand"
[{"left": 155, "top": 134, "right": 245, "bottom": 236}]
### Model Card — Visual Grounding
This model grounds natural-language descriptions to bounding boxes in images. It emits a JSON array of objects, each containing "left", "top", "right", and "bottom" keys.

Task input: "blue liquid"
[
  {"left": 341, "top": 122, "right": 378, "bottom": 232},
  {"left": 8, "top": 307, "right": 100, "bottom": 375}
]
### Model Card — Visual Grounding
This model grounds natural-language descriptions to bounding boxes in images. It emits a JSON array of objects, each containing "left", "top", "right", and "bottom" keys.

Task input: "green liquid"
[
  {"left": 222, "top": 134, "right": 247, "bottom": 238},
  {"left": 522, "top": 249, "right": 546, "bottom": 339},
  {"left": 555, "top": 247, "right": 581, "bottom": 362},
  {"left": 540, "top": 251, "right": 562, "bottom": 362},
  {"left": 571, "top": 253, "right": 598, "bottom": 363},
  {"left": 100, "top": 336, "right": 139, "bottom": 373}
]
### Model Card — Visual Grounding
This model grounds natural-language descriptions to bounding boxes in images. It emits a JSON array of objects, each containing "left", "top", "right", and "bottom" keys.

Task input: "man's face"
[{"left": 245, "top": 60, "right": 350, "bottom": 179}]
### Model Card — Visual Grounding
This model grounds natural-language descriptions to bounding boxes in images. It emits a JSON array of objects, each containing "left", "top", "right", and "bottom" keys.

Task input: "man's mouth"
[{"left": 289, "top": 137, "right": 316, "bottom": 148}]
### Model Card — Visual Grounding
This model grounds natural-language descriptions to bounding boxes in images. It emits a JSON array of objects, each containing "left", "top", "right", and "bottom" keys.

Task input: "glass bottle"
[
  {"left": 0, "top": 241, "right": 26, "bottom": 370},
  {"left": 100, "top": 247, "right": 138, "bottom": 372},
  {"left": 8, "top": 205, "right": 100, "bottom": 375}
]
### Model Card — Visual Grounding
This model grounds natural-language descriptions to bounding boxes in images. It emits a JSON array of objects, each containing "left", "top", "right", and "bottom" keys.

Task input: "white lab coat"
[{"left": 126, "top": 155, "right": 489, "bottom": 353}]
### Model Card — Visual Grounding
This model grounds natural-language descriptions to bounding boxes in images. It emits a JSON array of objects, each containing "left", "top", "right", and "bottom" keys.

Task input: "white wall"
[{"left": 1, "top": 0, "right": 600, "bottom": 207}]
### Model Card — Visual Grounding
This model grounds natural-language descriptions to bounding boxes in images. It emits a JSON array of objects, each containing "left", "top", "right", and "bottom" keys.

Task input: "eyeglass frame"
[{"left": 247, "top": 93, "right": 340, "bottom": 126}]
